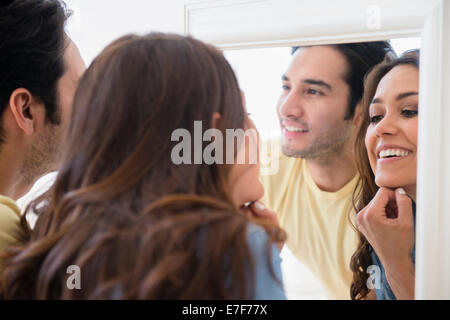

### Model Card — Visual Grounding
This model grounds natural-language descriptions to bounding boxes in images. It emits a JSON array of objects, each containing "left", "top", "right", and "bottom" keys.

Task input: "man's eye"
[
  {"left": 369, "top": 115, "right": 383, "bottom": 123},
  {"left": 281, "top": 85, "right": 290, "bottom": 90},
  {"left": 306, "top": 88, "right": 322, "bottom": 96}
]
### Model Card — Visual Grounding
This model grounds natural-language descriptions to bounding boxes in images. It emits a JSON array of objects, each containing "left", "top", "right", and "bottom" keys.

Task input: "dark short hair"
[
  {"left": 291, "top": 42, "right": 395, "bottom": 119},
  {"left": 0, "top": 0, "right": 71, "bottom": 143}
]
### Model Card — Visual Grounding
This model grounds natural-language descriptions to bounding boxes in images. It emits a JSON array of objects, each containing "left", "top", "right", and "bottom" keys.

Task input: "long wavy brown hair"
[
  {"left": 350, "top": 50, "right": 419, "bottom": 300},
  {"left": 0, "top": 33, "right": 285, "bottom": 299}
]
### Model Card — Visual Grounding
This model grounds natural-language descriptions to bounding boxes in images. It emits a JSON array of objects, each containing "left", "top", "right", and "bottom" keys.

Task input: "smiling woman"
[
  {"left": 351, "top": 50, "right": 419, "bottom": 300},
  {"left": 365, "top": 62, "right": 418, "bottom": 198}
]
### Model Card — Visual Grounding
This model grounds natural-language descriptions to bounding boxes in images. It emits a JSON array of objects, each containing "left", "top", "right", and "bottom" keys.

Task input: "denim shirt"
[
  {"left": 216, "top": 223, "right": 286, "bottom": 299},
  {"left": 370, "top": 202, "right": 416, "bottom": 300},
  {"left": 245, "top": 223, "right": 286, "bottom": 300}
]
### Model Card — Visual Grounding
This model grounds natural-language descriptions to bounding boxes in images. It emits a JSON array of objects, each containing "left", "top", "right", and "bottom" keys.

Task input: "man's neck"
[
  {"left": 0, "top": 148, "right": 30, "bottom": 200},
  {"left": 306, "top": 146, "right": 357, "bottom": 193}
]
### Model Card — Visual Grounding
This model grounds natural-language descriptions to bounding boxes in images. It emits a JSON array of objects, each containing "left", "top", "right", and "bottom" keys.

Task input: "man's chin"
[{"left": 281, "top": 143, "right": 307, "bottom": 158}]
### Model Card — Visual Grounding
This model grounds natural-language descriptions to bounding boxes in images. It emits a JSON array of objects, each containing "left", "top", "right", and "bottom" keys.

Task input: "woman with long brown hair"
[
  {"left": 0, "top": 33, "right": 286, "bottom": 299},
  {"left": 350, "top": 50, "right": 419, "bottom": 300}
]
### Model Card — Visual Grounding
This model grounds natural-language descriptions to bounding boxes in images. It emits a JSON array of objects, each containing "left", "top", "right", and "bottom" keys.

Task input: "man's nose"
[{"left": 277, "top": 91, "right": 304, "bottom": 119}]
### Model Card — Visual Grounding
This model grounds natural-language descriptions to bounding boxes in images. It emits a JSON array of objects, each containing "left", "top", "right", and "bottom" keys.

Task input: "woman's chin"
[
  {"left": 375, "top": 179, "right": 415, "bottom": 192},
  {"left": 375, "top": 178, "right": 403, "bottom": 190}
]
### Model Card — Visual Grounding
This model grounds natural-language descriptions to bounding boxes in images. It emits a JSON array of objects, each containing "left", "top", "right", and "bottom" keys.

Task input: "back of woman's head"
[
  {"left": 350, "top": 49, "right": 419, "bottom": 300},
  {"left": 0, "top": 33, "right": 282, "bottom": 299},
  {"left": 59, "top": 33, "right": 244, "bottom": 204}
]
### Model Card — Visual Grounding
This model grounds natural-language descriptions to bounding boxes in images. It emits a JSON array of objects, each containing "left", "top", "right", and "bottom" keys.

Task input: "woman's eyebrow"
[
  {"left": 371, "top": 91, "right": 418, "bottom": 104},
  {"left": 396, "top": 91, "right": 418, "bottom": 101}
]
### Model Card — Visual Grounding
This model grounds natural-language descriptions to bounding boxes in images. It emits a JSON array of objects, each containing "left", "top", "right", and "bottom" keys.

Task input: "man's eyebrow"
[
  {"left": 302, "top": 79, "right": 332, "bottom": 91},
  {"left": 281, "top": 75, "right": 332, "bottom": 91}
]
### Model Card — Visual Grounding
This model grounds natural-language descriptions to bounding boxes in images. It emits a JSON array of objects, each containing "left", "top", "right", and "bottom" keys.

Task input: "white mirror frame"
[{"left": 185, "top": 0, "right": 450, "bottom": 299}]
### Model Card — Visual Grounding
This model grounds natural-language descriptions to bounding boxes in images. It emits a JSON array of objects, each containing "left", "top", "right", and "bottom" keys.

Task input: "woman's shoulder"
[
  {"left": 245, "top": 222, "right": 281, "bottom": 264},
  {"left": 246, "top": 223, "right": 273, "bottom": 246},
  {"left": 245, "top": 222, "right": 286, "bottom": 300}
]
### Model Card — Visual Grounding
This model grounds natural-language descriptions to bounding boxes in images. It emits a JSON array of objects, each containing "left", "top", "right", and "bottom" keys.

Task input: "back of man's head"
[
  {"left": 292, "top": 41, "right": 395, "bottom": 120},
  {"left": 0, "top": 0, "right": 70, "bottom": 144}
]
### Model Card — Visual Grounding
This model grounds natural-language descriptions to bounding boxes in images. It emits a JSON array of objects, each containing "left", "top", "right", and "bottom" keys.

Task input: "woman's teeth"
[{"left": 378, "top": 149, "right": 410, "bottom": 159}]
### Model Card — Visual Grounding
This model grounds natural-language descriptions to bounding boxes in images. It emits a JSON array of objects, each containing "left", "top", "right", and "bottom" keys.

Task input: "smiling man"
[
  {"left": 260, "top": 42, "right": 394, "bottom": 299},
  {"left": 0, "top": 0, "right": 86, "bottom": 253}
]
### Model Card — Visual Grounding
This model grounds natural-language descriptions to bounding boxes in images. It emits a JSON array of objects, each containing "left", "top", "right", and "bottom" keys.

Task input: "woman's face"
[
  {"left": 228, "top": 98, "right": 264, "bottom": 208},
  {"left": 365, "top": 65, "right": 419, "bottom": 198}
]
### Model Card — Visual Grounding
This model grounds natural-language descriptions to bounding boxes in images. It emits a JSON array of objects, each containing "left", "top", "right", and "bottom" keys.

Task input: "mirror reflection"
[{"left": 225, "top": 37, "right": 420, "bottom": 300}]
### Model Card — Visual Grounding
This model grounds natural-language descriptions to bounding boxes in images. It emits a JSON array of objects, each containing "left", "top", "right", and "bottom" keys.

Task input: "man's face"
[
  {"left": 57, "top": 40, "right": 86, "bottom": 138},
  {"left": 277, "top": 46, "right": 355, "bottom": 160},
  {"left": 23, "top": 39, "right": 86, "bottom": 179}
]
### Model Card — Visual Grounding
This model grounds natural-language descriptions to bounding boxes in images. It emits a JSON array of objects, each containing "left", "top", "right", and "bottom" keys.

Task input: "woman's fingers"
[
  {"left": 357, "top": 188, "right": 393, "bottom": 232},
  {"left": 355, "top": 205, "right": 368, "bottom": 233},
  {"left": 356, "top": 187, "right": 410, "bottom": 241},
  {"left": 356, "top": 187, "right": 415, "bottom": 268},
  {"left": 371, "top": 187, "right": 396, "bottom": 212},
  {"left": 395, "top": 188, "right": 414, "bottom": 227},
  {"left": 250, "top": 201, "right": 271, "bottom": 217},
  {"left": 247, "top": 201, "right": 280, "bottom": 228},
  {"left": 245, "top": 201, "right": 283, "bottom": 250}
]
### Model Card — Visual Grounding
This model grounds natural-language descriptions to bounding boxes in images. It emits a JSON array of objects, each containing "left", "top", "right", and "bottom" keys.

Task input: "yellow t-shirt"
[
  {"left": 0, "top": 195, "right": 25, "bottom": 255},
  {"left": 260, "top": 140, "right": 359, "bottom": 300}
]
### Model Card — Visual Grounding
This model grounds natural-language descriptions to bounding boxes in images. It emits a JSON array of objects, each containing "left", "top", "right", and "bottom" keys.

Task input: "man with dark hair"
[
  {"left": 0, "top": 0, "right": 85, "bottom": 251},
  {"left": 260, "top": 42, "right": 394, "bottom": 299}
]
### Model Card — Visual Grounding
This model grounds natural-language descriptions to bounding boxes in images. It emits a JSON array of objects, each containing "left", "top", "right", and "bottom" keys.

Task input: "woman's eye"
[
  {"left": 369, "top": 115, "right": 383, "bottom": 123},
  {"left": 401, "top": 109, "right": 418, "bottom": 117},
  {"left": 281, "top": 84, "right": 290, "bottom": 91}
]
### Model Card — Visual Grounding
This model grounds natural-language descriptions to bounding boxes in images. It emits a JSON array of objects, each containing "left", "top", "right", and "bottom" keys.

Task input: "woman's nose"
[{"left": 374, "top": 114, "right": 398, "bottom": 137}]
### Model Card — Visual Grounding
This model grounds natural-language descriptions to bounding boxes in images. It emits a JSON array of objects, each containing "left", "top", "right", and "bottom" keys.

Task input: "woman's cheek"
[
  {"left": 365, "top": 128, "right": 377, "bottom": 173},
  {"left": 232, "top": 164, "right": 264, "bottom": 206}
]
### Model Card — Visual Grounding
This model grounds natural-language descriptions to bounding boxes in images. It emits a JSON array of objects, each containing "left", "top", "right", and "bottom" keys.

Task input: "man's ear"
[{"left": 8, "top": 88, "right": 38, "bottom": 135}]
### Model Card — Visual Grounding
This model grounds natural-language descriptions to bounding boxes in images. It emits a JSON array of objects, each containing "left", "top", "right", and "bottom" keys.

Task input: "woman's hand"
[
  {"left": 244, "top": 201, "right": 284, "bottom": 251},
  {"left": 356, "top": 187, "right": 415, "bottom": 299}
]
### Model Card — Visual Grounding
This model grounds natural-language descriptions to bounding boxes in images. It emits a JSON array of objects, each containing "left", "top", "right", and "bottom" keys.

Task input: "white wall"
[{"left": 65, "top": 0, "right": 188, "bottom": 65}]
